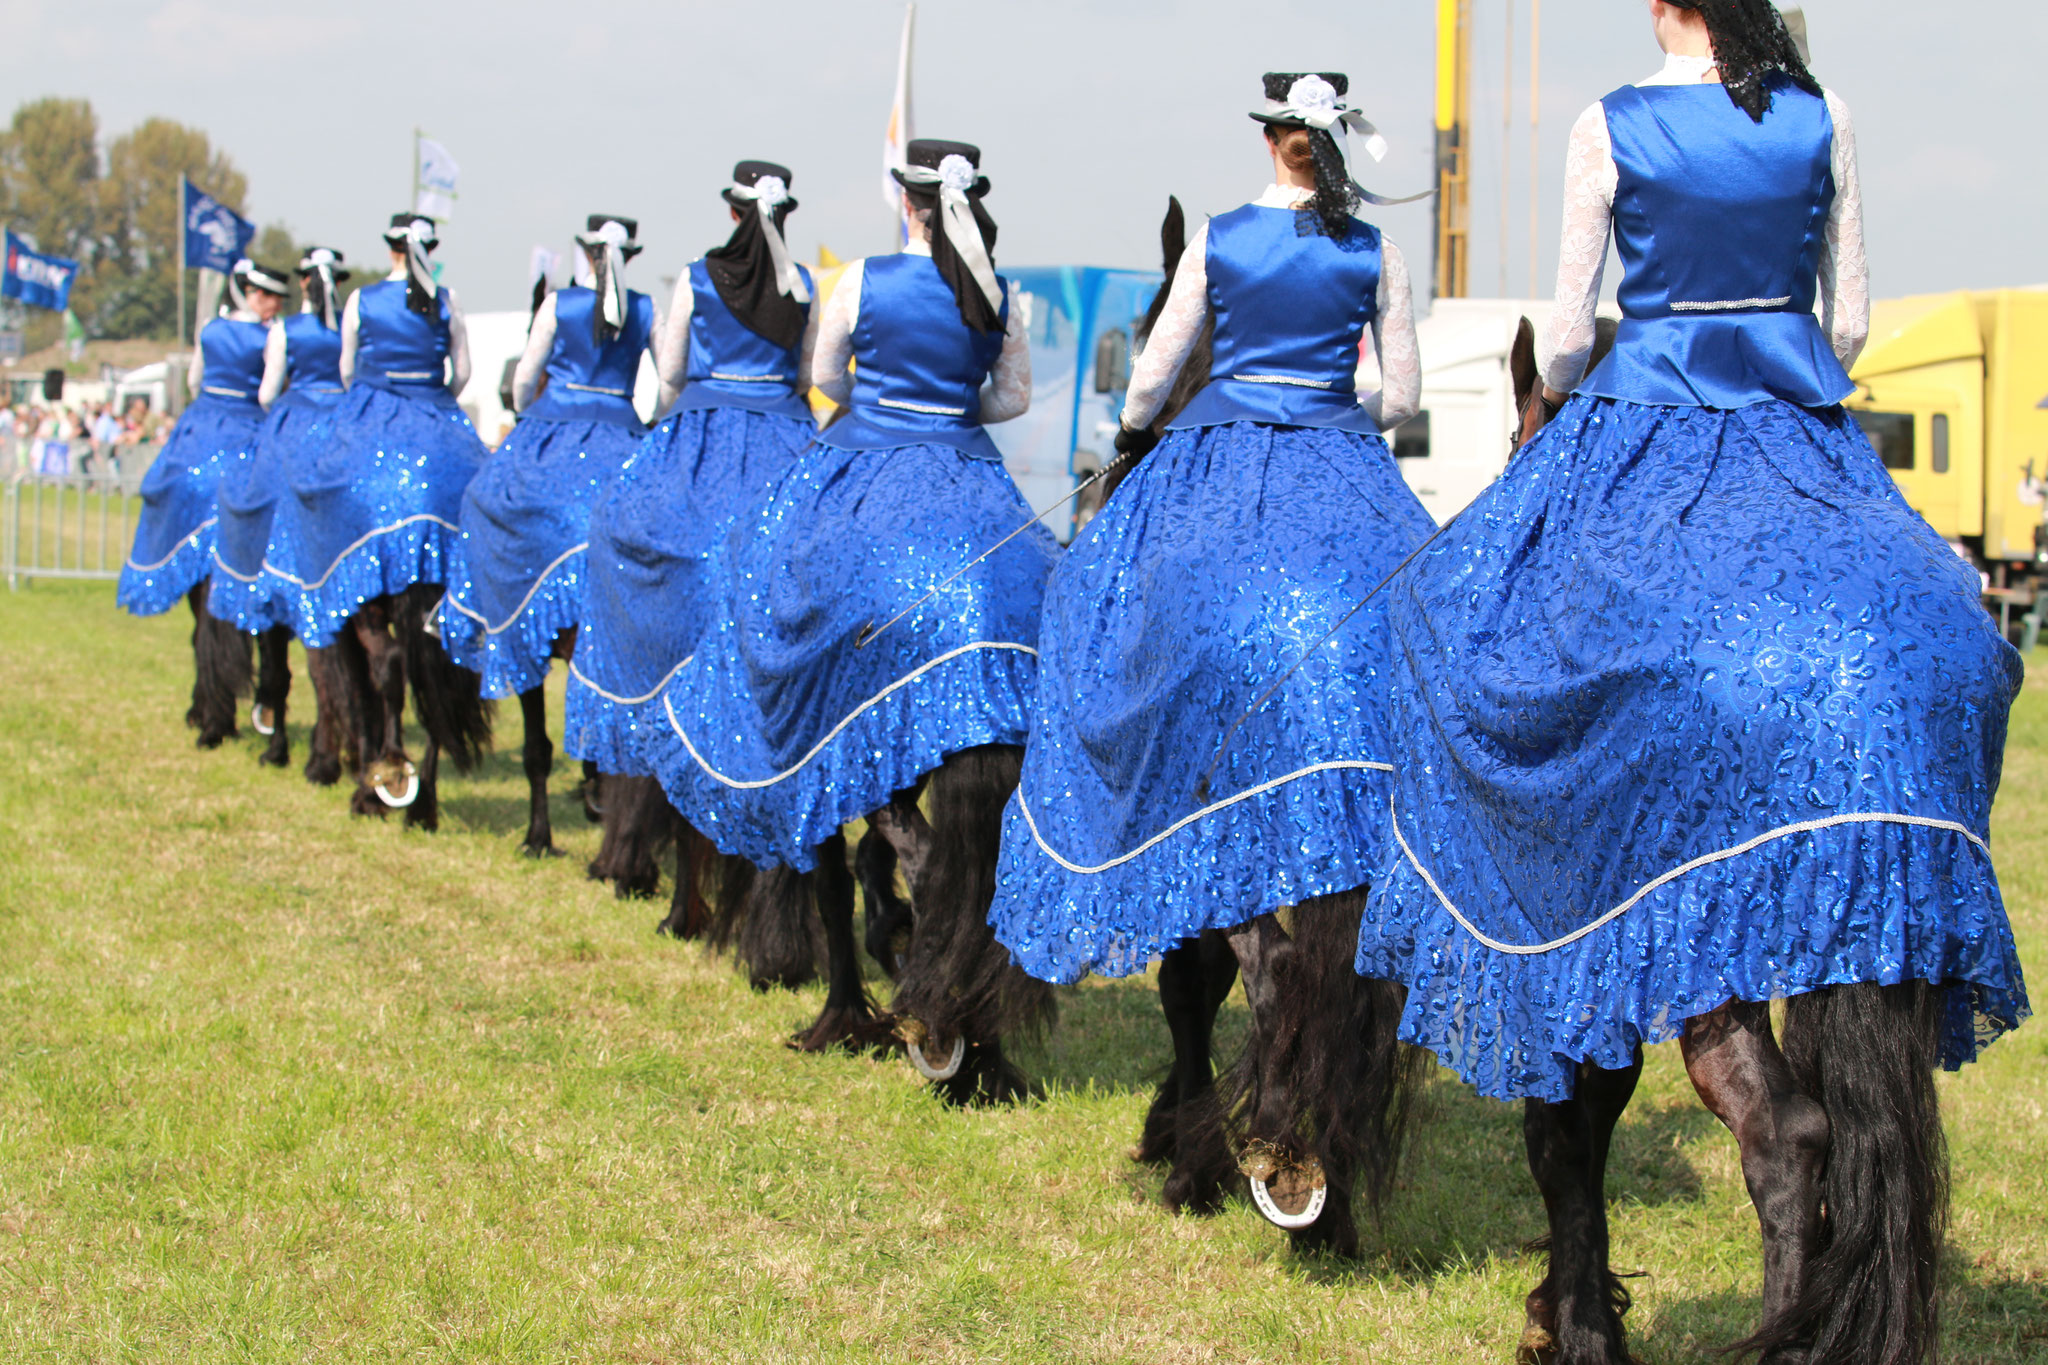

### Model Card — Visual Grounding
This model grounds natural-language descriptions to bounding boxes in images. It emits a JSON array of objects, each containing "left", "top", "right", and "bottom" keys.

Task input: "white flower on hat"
[
  {"left": 938, "top": 154, "right": 976, "bottom": 194},
  {"left": 1287, "top": 74, "right": 1340, "bottom": 116},
  {"left": 751, "top": 175, "right": 790, "bottom": 206}
]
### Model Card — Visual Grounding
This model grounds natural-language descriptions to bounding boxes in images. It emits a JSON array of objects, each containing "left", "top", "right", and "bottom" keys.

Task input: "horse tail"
[
  {"left": 189, "top": 584, "right": 254, "bottom": 732},
  {"left": 718, "top": 863, "right": 819, "bottom": 991},
  {"left": 397, "top": 585, "right": 494, "bottom": 773},
  {"left": 892, "top": 744, "right": 1056, "bottom": 1047},
  {"left": 1751, "top": 981, "right": 1948, "bottom": 1365},
  {"left": 585, "top": 774, "right": 673, "bottom": 898}
]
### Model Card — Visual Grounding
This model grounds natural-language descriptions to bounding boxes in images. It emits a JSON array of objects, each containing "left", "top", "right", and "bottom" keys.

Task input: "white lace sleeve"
[
  {"left": 1539, "top": 102, "right": 1618, "bottom": 394},
  {"left": 443, "top": 288, "right": 471, "bottom": 395},
  {"left": 808, "top": 260, "right": 861, "bottom": 406},
  {"left": 257, "top": 323, "right": 288, "bottom": 408},
  {"left": 1362, "top": 238, "right": 1420, "bottom": 430},
  {"left": 979, "top": 286, "right": 1032, "bottom": 423},
  {"left": 511, "top": 292, "right": 556, "bottom": 412},
  {"left": 339, "top": 291, "right": 360, "bottom": 387},
  {"left": 1120, "top": 221, "right": 1210, "bottom": 431},
  {"left": 1820, "top": 90, "right": 1869, "bottom": 370},
  {"left": 656, "top": 270, "right": 694, "bottom": 410}
]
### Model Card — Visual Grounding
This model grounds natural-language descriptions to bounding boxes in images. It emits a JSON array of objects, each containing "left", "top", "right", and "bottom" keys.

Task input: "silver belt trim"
[
  {"left": 1668, "top": 297, "right": 1794, "bottom": 314},
  {"left": 707, "top": 372, "right": 787, "bottom": 384},
  {"left": 384, "top": 369, "right": 437, "bottom": 381},
  {"left": 202, "top": 386, "right": 252, "bottom": 398},
  {"left": 877, "top": 397, "right": 969, "bottom": 416},
  {"left": 563, "top": 381, "right": 630, "bottom": 397},
  {"left": 1231, "top": 374, "right": 1335, "bottom": 389}
]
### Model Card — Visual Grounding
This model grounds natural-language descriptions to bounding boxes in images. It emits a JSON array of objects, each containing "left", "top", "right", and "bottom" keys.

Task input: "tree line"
[{"left": 0, "top": 97, "right": 319, "bottom": 350}]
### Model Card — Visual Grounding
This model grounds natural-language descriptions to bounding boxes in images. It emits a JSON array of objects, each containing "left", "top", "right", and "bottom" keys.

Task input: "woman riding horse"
[
  {"left": 440, "top": 214, "right": 656, "bottom": 857},
  {"left": 1356, "top": 3, "right": 2028, "bottom": 1361}
]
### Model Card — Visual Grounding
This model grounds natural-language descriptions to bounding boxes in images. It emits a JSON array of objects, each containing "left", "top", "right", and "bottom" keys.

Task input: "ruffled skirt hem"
[
  {"left": 992, "top": 763, "right": 1394, "bottom": 985},
  {"left": 1357, "top": 812, "right": 2031, "bottom": 1103},
  {"left": 645, "top": 642, "right": 1036, "bottom": 871},
  {"left": 275, "top": 516, "right": 462, "bottom": 648},
  {"left": 439, "top": 546, "right": 584, "bottom": 699},
  {"left": 117, "top": 530, "right": 216, "bottom": 617},
  {"left": 563, "top": 660, "right": 685, "bottom": 776},
  {"left": 206, "top": 553, "right": 288, "bottom": 632}
]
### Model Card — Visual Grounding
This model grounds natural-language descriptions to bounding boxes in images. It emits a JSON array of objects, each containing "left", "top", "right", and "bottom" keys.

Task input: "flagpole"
[{"left": 177, "top": 173, "right": 187, "bottom": 349}]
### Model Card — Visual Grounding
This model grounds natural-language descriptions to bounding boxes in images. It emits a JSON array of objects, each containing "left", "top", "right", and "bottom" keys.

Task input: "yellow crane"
[{"left": 1435, "top": 0, "right": 1472, "bottom": 300}]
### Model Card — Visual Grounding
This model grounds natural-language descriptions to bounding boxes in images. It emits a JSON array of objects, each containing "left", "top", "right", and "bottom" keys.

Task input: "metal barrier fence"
[{"left": 3, "top": 470, "right": 140, "bottom": 589}]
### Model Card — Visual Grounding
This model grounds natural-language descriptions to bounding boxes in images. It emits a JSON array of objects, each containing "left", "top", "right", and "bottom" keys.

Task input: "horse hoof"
[
  {"left": 521, "top": 841, "right": 562, "bottom": 860},
  {"left": 1240, "top": 1143, "right": 1327, "bottom": 1231},
  {"left": 257, "top": 746, "right": 290, "bottom": 769},
  {"left": 907, "top": 1034, "right": 967, "bottom": 1083},
  {"left": 369, "top": 759, "right": 420, "bottom": 808},
  {"left": 1514, "top": 1324, "right": 1556, "bottom": 1365},
  {"left": 251, "top": 702, "right": 276, "bottom": 736},
  {"left": 788, "top": 1007, "right": 901, "bottom": 1057},
  {"left": 195, "top": 730, "right": 229, "bottom": 751}
]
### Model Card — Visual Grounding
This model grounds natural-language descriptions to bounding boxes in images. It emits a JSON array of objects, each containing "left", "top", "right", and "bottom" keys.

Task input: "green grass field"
[{"left": 2, "top": 579, "right": 2044, "bottom": 1363}]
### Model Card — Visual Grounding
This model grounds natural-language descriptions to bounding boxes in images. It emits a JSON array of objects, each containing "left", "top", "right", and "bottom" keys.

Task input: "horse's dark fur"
[
  {"left": 791, "top": 832, "right": 894, "bottom": 1051},
  {"left": 302, "top": 645, "right": 353, "bottom": 785},
  {"left": 889, "top": 744, "right": 1054, "bottom": 1106},
  {"left": 856, "top": 823, "right": 916, "bottom": 979},
  {"left": 587, "top": 774, "right": 671, "bottom": 898},
  {"left": 1224, "top": 893, "right": 1423, "bottom": 1257},
  {"left": 186, "top": 583, "right": 251, "bottom": 748},
  {"left": 1135, "top": 932, "right": 1242, "bottom": 1214},
  {"left": 717, "top": 861, "right": 822, "bottom": 992},
  {"left": 252, "top": 624, "right": 293, "bottom": 767}
]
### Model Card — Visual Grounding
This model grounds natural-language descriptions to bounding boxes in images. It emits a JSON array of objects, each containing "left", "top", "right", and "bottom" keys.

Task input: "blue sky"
[{"left": 4, "top": 0, "right": 2036, "bottom": 311}]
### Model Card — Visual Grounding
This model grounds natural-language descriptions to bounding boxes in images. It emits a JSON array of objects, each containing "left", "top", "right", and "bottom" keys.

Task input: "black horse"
[
  {"left": 1503, "top": 322, "right": 1950, "bottom": 1365},
  {"left": 189, "top": 585, "right": 347, "bottom": 781}
]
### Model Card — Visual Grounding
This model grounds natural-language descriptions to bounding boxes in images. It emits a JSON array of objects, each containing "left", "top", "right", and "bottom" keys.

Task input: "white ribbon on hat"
[
  {"left": 896, "top": 154, "right": 1003, "bottom": 312},
  {"left": 724, "top": 176, "right": 811, "bottom": 304},
  {"left": 300, "top": 247, "right": 342, "bottom": 330},
  {"left": 576, "top": 219, "right": 632, "bottom": 339},
  {"left": 397, "top": 218, "right": 438, "bottom": 312},
  {"left": 226, "top": 258, "right": 287, "bottom": 313},
  {"left": 1261, "top": 75, "right": 1432, "bottom": 207}
]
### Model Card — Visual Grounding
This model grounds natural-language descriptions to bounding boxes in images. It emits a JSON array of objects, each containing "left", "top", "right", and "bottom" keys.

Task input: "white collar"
[
  {"left": 1254, "top": 183, "right": 1316, "bottom": 209},
  {"left": 225, "top": 307, "right": 266, "bottom": 324},
  {"left": 1639, "top": 52, "right": 1719, "bottom": 87}
]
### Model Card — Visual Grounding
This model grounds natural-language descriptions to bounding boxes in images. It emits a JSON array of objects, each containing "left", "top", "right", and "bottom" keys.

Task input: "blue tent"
[{"left": 988, "top": 266, "right": 1162, "bottom": 542}]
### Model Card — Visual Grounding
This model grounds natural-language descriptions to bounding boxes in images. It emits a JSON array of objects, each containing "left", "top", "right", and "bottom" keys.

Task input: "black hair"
[
  {"left": 1672, "top": 0, "right": 1823, "bottom": 120},
  {"left": 1268, "top": 125, "right": 1359, "bottom": 240},
  {"left": 703, "top": 199, "right": 806, "bottom": 351},
  {"left": 902, "top": 182, "right": 1003, "bottom": 334}
]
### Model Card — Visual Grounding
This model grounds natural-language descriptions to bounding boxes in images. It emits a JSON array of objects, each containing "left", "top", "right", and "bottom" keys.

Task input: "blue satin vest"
[
  {"left": 823, "top": 252, "right": 1011, "bottom": 461},
  {"left": 1581, "top": 80, "right": 1852, "bottom": 409},
  {"left": 521, "top": 286, "right": 655, "bottom": 429},
  {"left": 673, "top": 259, "right": 815, "bottom": 420},
  {"left": 194, "top": 317, "right": 271, "bottom": 413},
  {"left": 281, "top": 312, "right": 344, "bottom": 394},
  {"left": 1168, "top": 204, "right": 1384, "bottom": 435},
  {"left": 353, "top": 279, "right": 455, "bottom": 395}
]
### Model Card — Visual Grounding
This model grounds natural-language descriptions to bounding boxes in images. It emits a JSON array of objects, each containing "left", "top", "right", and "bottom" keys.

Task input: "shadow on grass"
[{"left": 1010, "top": 973, "right": 1253, "bottom": 1100}]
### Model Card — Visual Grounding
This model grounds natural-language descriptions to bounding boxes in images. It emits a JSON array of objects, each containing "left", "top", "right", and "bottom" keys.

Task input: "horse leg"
[
  {"left": 1518, "top": 1054, "right": 1644, "bottom": 1365},
  {"left": 1144, "top": 930, "right": 1240, "bottom": 1215},
  {"left": 892, "top": 747, "right": 1050, "bottom": 1106},
  {"left": 657, "top": 820, "right": 717, "bottom": 940},
  {"left": 186, "top": 583, "right": 249, "bottom": 748},
  {"left": 254, "top": 624, "right": 292, "bottom": 768},
  {"left": 302, "top": 645, "right": 348, "bottom": 786},
  {"left": 579, "top": 759, "right": 603, "bottom": 823},
  {"left": 1678, "top": 1001, "right": 1830, "bottom": 1363},
  {"left": 517, "top": 685, "right": 557, "bottom": 856},
  {"left": 860, "top": 793, "right": 925, "bottom": 979},
  {"left": 336, "top": 611, "right": 389, "bottom": 818},
  {"left": 790, "top": 830, "right": 896, "bottom": 1053},
  {"left": 349, "top": 600, "right": 410, "bottom": 818}
]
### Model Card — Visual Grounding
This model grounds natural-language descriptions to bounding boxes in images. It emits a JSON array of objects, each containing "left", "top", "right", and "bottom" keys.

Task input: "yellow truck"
[{"left": 1846, "top": 289, "right": 2048, "bottom": 640}]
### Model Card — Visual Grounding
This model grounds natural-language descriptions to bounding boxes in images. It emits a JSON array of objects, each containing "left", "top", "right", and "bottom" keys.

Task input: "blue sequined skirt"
[
  {"left": 260, "top": 383, "right": 486, "bottom": 648},
  {"left": 988, "top": 422, "right": 1436, "bottom": 985},
  {"left": 208, "top": 388, "right": 343, "bottom": 633},
  {"left": 563, "top": 404, "right": 817, "bottom": 774},
  {"left": 641, "top": 437, "right": 1057, "bottom": 870},
  {"left": 438, "top": 414, "right": 646, "bottom": 698},
  {"left": 117, "top": 396, "right": 264, "bottom": 617},
  {"left": 1355, "top": 396, "right": 2030, "bottom": 1102}
]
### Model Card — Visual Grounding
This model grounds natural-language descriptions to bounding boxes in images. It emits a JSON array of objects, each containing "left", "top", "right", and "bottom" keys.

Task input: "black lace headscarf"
[
  {"left": 1251, "top": 72, "right": 1361, "bottom": 240},
  {"left": 894, "top": 139, "right": 1003, "bottom": 335},
  {"left": 705, "top": 161, "right": 807, "bottom": 350},
  {"left": 1667, "top": 0, "right": 1822, "bottom": 120}
]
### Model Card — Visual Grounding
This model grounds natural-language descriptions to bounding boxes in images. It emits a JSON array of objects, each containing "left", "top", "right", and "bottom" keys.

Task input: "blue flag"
[
  {"left": 182, "top": 178, "right": 255, "bottom": 272},
  {"left": 1, "top": 230, "right": 79, "bottom": 312}
]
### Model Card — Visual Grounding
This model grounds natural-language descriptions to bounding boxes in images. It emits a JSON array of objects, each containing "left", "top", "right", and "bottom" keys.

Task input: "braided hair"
[{"left": 1670, "top": 0, "right": 1822, "bottom": 120}]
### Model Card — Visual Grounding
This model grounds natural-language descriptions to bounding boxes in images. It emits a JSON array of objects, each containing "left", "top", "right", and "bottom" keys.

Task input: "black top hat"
[
  {"left": 296, "top": 246, "right": 352, "bottom": 283},
  {"left": 578, "top": 214, "right": 643, "bottom": 260},
  {"left": 382, "top": 212, "right": 438, "bottom": 249},
  {"left": 234, "top": 260, "right": 291, "bottom": 296},
  {"left": 722, "top": 161, "right": 799, "bottom": 213},
  {"left": 892, "top": 139, "right": 990, "bottom": 196},
  {"left": 1249, "top": 72, "right": 1352, "bottom": 128}
]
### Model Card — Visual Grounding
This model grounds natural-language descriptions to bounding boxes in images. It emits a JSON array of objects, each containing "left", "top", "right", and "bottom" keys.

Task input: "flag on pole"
[
  {"left": 1, "top": 230, "right": 79, "bottom": 312},
  {"left": 63, "top": 308, "right": 85, "bottom": 361},
  {"left": 181, "top": 180, "right": 256, "bottom": 272},
  {"left": 882, "top": 3, "right": 915, "bottom": 247},
  {"left": 415, "top": 136, "right": 461, "bottom": 220}
]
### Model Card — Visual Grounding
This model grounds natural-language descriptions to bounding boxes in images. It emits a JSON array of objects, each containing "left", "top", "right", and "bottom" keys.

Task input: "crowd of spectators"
[{"left": 0, "top": 398, "right": 165, "bottom": 481}]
